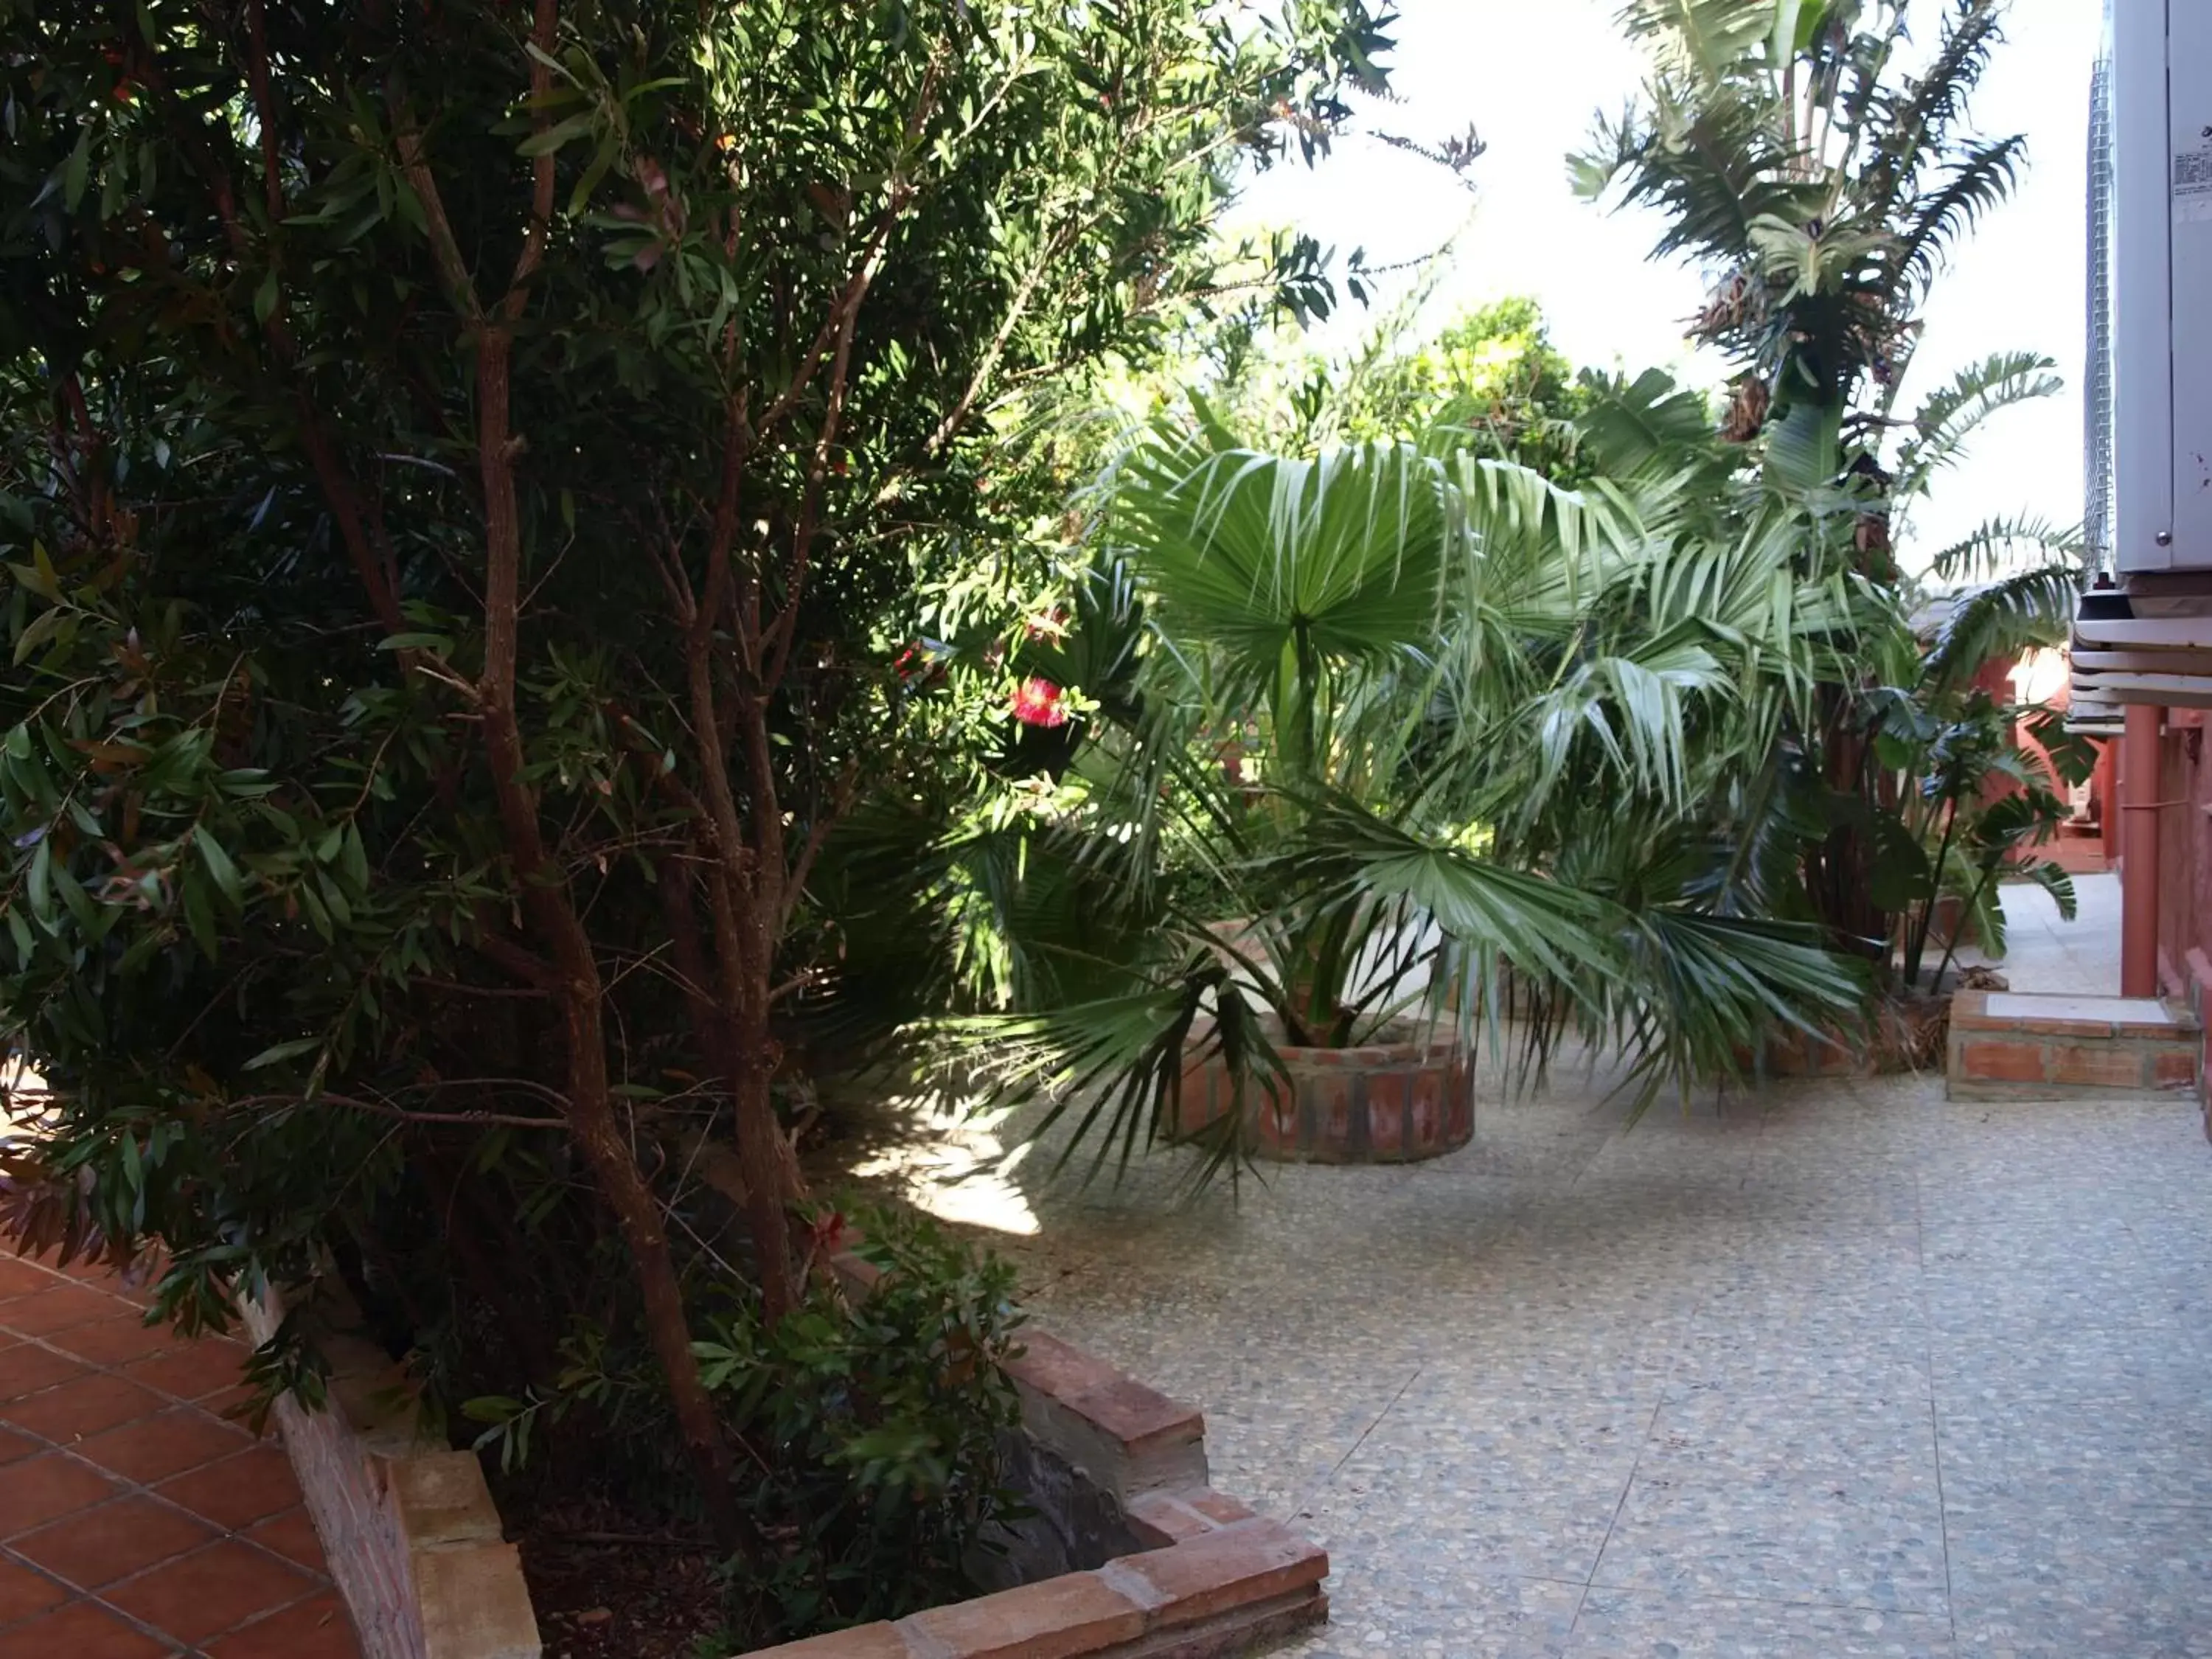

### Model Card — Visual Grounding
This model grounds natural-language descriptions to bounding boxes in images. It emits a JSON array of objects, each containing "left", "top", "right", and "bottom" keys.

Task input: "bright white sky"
[{"left": 1232, "top": 0, "right": 2103, "bottom": 572}]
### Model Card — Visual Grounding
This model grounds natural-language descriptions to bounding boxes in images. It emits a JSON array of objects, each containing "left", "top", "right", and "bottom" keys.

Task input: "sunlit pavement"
[{"left": 927, "top": 881, "right": 2212, "bottom": 1658}]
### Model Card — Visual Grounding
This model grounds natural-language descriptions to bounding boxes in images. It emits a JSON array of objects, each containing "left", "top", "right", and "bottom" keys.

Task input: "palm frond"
[
  {"left": 1859, "top": 0, "right": 2007, "bottom": 223},
  {"left": 1926, "top": 514, "right": 2084, "bottom": 583},
  {"left": 1619, "top": 0, "right": 1784, "bottom": 85},
  {"left": 2017, "top": 858, "right": 2078, "bottom": 924},
  {"left": 1895, "top": 350, "right": 2062, "bottom": 490},
  {"left": 1885, "top": 133, "right": 2028, "bottom": 309},
  {"left": 1924, "top": 564, "right": 2081, "bottom": 690},
  {"left": 1109, "top": 436, "right": 1456, "bottom": 675}
]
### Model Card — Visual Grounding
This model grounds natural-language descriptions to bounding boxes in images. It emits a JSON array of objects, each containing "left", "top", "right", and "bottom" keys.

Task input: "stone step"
[{"left": 1946, "top": 990, "right": 2201, "bottom": 1100}]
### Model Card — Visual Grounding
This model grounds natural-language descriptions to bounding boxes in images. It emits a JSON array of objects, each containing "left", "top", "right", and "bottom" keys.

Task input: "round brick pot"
[{"left": 1174, "top": 1022, "right": 1474, "bottom": 1164}]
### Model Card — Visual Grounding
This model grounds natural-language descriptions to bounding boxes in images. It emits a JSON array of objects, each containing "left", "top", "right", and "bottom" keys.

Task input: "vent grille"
[{"left": 2084, "top": 10, "right": 2117, "bottom": 580}]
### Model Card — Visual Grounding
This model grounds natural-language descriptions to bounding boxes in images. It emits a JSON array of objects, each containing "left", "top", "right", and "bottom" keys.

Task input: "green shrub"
[{"left": 465, "top": 1203, "right": 1025, "bottom": 1646}]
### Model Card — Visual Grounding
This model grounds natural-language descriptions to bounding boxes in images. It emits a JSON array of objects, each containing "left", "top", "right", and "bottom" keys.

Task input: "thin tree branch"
[
  {"left": 232, "top": 1093, "right": 567, "bottom": 1130},
  {"left": 500, "top": 0, "right": 560, "bottom": 321}
]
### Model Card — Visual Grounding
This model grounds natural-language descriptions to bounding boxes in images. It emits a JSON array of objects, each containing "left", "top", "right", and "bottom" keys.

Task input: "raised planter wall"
[
  {"left": 241, "top": 1288, "right": 541, "bottom": 1659},
  {"left": 2180, "top": 947, "right": 2212, "bottom": 1140},
  {"left": 1945, "top": 989, "right": 2199, "bottom": 1099}
]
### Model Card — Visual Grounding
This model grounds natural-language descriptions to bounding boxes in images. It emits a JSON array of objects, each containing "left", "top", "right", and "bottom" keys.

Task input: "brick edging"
[
  {"left": 242, "top": 1286, "right": 541, "bottom": 1659},
  {"left": 253, "top": 1254, "right": 1325, "bottom": 1659}
]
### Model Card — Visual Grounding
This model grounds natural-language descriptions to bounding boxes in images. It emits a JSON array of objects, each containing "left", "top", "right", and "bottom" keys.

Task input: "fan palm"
[{"left": 956, "top": 401, "right": 1868, "bottom": 1178}]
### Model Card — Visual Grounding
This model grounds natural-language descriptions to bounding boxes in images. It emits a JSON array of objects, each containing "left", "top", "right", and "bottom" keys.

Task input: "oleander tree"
[{"left": 0, "top": 0, "right": 1394, "bottom": 1568}]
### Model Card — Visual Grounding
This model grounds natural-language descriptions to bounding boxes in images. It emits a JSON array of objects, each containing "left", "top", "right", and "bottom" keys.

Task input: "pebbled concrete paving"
[
  {"left": 1959, "top": 871, "right": 2121, "bottom": 995},
  {"left": 993, "top": 1045, "right": 2212, "bottom": 1658}
]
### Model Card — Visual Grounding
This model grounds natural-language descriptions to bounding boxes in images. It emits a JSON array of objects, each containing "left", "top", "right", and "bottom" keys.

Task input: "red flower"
[{"left": 1011, "top": 677, "right": 1070, "bottom": 728}]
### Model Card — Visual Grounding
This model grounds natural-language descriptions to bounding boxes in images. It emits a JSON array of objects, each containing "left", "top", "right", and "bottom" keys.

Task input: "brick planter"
[
  {"left": 246, "top": 1257, "right": 1323, "bottom": 1659},
  {"left": 1175, "top": 1024, "right": 1473, "bottom": 1164},
  {"left": 750, "top": 1255, "right": 1332, "bottom": 1658}
]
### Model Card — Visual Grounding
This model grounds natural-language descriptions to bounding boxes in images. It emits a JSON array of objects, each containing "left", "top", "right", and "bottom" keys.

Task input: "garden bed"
[{"left": 255, "top": 1255, "right": 1327, "bottom": 1659}]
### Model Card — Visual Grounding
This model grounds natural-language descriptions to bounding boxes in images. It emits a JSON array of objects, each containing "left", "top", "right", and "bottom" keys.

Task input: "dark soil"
[{"left": 520, "top": 1500, "right": 728, "bottom": 1659}]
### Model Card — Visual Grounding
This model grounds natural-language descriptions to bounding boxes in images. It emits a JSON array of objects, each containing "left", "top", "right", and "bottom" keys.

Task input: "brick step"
[{"left": 1947, "top": 991, "right": 2199, "bottom": 1100}]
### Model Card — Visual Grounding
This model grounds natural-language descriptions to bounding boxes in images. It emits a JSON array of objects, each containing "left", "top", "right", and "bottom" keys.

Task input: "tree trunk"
[
  {"left": 661, "top": 855, "right": 807, "bottom": 1304},
  {"left": 701, "top": 863, "right": 806, "bottom": 1323},
  {"left": 470, "top": 324, "right": 744, "bottom": 1554}
]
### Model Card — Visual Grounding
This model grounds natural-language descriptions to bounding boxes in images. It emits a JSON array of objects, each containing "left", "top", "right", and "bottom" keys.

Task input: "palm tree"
[
  {"left": 956, "top": 396, "right": 1867, "bottom": 1178},
  {"left": 1576, "top": 0, "right": 2033, "bottom": 501},
  {"left": 1574, "top": 0, "right": 2084, "bottom": 963}
]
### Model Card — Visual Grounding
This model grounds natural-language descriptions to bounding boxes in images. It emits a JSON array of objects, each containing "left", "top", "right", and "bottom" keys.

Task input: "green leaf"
[
  {"left": 7, "top": 549, "right": 59, "bottom": 602},
  {"left": 340, "top": 823, "right": 370, "bottom": 893},
  {"left": 243, "top": 1037, "right": 322, "bottom": 1071},
  {"left": 517, "top": 112, "right": 597, "bottom": 157},
  {"left": 12, "top": 607, "right": 66, "bottom": 666},
  {"left": 182, "top": 871, "right": 220, "bottom": 959},
  {"left": 26, "top": 836, "right": 52, "bottom": 925},
  {"left": 299, "top": 880, "right": 334, "bottom": 942},
  {"left": 62, "top": 128, "right": 90, "bottom": 212},
  {"left": 1764, "top": 399, "right": 1840, "bottom": 490},
  {"left": 192, "top": 824, "right": 245, "bottom": 908},
  {"left": 253, "top": 268, "right": 280, "bottom": 326},
  {"left": 569, "top": 133, "right": 618, "bottom": 216}
]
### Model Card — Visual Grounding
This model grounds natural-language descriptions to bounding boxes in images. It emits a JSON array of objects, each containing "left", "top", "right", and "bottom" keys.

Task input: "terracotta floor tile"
[
  {"left": 104, "top": 1540, "right": 319, "bottom": 1645},
  {"left": 0, "top": 1341, "right": 90, "bottom": 1405},
  {"left": 0, "top": 1599, "right": 176, "bottom": 1658},
  {"left": 0, "top": 1557, "right": 70, "bottom": 1625},
  {"left": 0, "top": 1454, "right": 125, "bottom": 1538},
  {"left": 4, "top": 1374, "right": 166, "bottom": 1444},
  {"left": 0, "top": 1428, "right": 39, "bottom": 1467},
  {"left": 0, "top": 1259, "right": 56, "bottom": 1301},
  {"left": 10, "top": 1497, "right": 218, "bottom": 1589},
  {"left": 240, "top": 1508, "right": 326, "bottom": 1573},
  {"left": 77, "top": 1409, "right": 253, "bottom": 1487},
  {"left": 0, "top": 1284, "right": 125, "bottom": 1338},
  {"left": 47, "top": 1316, "right": 175, "bottom": 1368},
  {"left": 204, "top": 1590, "right": 360, "bottom": 1658},
  {"left": 195, "top": 1382, "right": 260, "bottom": 1425},
  {"left": 153, "top": 1447, "right": 301, "bottom": 1531},
  {"left": 118, "top": 1342, "right": 249, "bottom": 1405}
]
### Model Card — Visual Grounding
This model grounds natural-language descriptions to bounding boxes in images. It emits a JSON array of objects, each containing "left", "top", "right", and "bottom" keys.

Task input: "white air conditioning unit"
[
  {"left": 2104, "top": 0, "right": 2212, "bottom": 574},
  {"left": 2073, "top": 0, "right": 2212, "bottom": 723}
]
